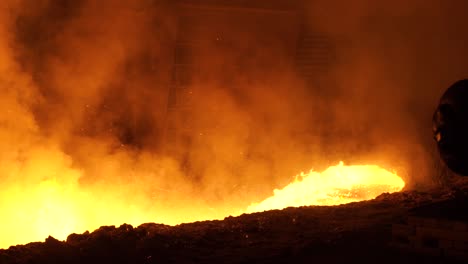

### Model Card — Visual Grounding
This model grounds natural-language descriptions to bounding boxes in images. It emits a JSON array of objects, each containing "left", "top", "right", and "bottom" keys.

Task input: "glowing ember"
[{"left": 246, "top": 162, "right": 405, "bottom": 213}]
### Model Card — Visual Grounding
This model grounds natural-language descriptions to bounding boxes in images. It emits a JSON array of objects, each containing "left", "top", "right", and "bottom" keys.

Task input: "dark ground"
[{"left": 1, "top": 179, "right": 468, "bottom": 264}]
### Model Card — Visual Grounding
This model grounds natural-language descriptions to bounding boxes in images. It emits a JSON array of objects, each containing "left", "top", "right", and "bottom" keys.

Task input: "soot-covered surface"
[{"left": 1, "top": 180, "right": 468, "bottom": 264}]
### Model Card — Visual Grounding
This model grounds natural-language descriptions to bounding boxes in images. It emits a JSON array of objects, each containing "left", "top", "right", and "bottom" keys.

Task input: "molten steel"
[
  {"left": 0, "top": 161, "right": 404, "bottom": 249},
  {"left": 246, "top": 162, "right": 405, "bottom": 213}
]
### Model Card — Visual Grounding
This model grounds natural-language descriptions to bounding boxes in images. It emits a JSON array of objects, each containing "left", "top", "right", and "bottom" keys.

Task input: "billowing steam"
[{"left": 0, "top": 0, "right": 467, "bottom": 248}]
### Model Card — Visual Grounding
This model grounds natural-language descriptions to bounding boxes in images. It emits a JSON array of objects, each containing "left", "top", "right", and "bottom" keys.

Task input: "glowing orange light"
[
  {"left": 0, "top": 159, "right": 404, "bottom": 249},
  {"left": 246, "top": 161, "right": 405, "bottom": 213}
]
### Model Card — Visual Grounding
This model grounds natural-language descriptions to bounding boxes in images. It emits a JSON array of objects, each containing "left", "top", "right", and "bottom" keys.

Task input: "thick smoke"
[
  {"left": 1, "top": 0, "right": 467, "bottom": 247},
  {"left": 305, "top": 0, "right": 468, "bottom": 184}
]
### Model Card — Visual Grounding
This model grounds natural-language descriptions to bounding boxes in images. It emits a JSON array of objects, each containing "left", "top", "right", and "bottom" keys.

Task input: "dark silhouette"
[{"left": 433, "top": 79, "right": 468, "bottom": 175}]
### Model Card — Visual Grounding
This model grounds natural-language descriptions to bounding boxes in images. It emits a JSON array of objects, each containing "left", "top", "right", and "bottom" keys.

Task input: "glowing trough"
[
  {"left": 0, "top": 161, "right": 404, "bottom": 249},
  {"left": 246, "top": 161, "right": 405, "bottom": 213}
]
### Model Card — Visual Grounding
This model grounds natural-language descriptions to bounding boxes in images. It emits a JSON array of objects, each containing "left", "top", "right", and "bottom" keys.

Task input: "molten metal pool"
[{"left": 0, "top": 161, "right": 404, "bottom": 249}]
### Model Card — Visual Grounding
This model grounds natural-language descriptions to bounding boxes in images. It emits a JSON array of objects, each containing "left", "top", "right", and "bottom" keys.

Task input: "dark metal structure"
[{"left": 433, "top": 79, "right": 468, "bottom": 176}]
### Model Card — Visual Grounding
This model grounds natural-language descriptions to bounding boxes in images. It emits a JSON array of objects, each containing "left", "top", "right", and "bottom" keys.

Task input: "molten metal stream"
[
  {"left": 246, "top": 161, "right": 405, "bottom": 213},
  {"left": 0, "top": 161, "right": 404, "bottom": 249}
]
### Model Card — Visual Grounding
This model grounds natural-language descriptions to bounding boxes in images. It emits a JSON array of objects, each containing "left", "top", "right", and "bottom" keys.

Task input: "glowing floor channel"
[
  {"left": 0, "top": 161, "right": 404, "bottom": 249},
  {"left": 246, "top": 161, "right": 405, "bottom": 213}
]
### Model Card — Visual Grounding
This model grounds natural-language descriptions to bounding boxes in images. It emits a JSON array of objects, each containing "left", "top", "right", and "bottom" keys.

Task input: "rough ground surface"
[{"left": 1, "top": 180, "right": 468, "bottom": 264}]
